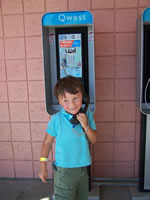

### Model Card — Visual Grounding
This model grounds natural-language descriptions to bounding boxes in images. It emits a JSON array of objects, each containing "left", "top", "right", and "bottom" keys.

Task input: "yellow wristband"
[{"left": 40, "top": 157, "right": 48, "bottom": 162}]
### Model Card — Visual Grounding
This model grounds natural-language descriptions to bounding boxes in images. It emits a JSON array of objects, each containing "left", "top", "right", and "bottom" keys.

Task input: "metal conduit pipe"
[
  {"left": 92, "top": 178, "right": 139, "bottom": 181},
  {"left": 91, "top": 178, "right": 139, "bottom": 186},
  {"left": 92, "top": 182, "right": 138, "bottom": 186}
]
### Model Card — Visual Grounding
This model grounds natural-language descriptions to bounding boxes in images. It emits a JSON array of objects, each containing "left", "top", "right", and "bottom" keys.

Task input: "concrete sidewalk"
[
  {"left": 99, "top": 184, "right": 150, "bottom": 200},
  {"left": 0, "top": 179, "right": 54, "bottom": 200},
  {"left": 0, "top": 179, "right": 150, "bottom": 200},
  {"left": 0, "top": 179, "right": 99, "bottom": 200}
]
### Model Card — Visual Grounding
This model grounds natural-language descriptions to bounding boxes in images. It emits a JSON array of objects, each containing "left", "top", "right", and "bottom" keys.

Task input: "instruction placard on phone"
[{"left": 58, "top": 33, "right": 82, "bottom": 78}]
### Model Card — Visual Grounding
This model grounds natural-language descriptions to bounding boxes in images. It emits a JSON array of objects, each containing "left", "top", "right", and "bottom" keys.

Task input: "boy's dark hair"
[{"left": 54, "top": 76, "right": 84, "bottom": 99}]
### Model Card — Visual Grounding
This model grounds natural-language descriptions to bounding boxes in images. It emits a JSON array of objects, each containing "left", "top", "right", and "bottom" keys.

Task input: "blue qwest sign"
[
  {"left": 42, "top": 11, "right": 93, "bottom": 26},
  {"left": 143, "top": 8, "right": 150, "bottom": 22}
]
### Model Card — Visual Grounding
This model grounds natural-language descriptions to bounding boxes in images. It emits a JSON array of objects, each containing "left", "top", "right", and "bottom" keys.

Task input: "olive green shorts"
[{"left": 52, "top": 164, "right": 89, "bottom": 200}]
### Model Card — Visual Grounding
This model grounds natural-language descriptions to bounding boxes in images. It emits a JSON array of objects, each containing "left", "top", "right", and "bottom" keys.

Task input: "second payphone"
[{"left": 137, "top": 7, "right": 150, "bottom": 192}]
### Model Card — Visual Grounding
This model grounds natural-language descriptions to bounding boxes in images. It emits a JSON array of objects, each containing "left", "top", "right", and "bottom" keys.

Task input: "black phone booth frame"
[{"left": 55, "top": 27, "right": 89, "bottom": 95}]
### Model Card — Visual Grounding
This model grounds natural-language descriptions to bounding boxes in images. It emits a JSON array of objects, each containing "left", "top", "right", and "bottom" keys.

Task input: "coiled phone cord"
[
  {"left": 144, "top": 78, "right": 150, "bottom": 109},
  {"left": 72, "top": 123, "right": 89, "bottom": 136}
]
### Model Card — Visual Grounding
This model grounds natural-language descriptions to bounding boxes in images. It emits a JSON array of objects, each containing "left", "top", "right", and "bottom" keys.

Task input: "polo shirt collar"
[{"left": 60, "top": 108, "right": 73, "bottom": 120}]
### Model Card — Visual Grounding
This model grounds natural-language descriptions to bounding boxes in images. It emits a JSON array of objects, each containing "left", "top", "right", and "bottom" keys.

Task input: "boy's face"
[{"left": 58, "top": 91, "right": 83, "bottom": 115}]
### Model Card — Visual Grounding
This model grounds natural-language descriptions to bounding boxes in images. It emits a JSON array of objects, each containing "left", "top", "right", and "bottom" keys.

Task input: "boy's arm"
[
  {"left": 85, "top": 127, "right": 97, "bottom": 144},
  {"left": 84, "top": 126, "right": 96, "bottom": 144},
  {"left": 39, "top": 133, "right": 54, "bottom": 183}
]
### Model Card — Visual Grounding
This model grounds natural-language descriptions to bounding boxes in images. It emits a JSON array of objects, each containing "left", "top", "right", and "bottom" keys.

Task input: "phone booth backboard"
[{"left": 42, "top": 11, "right": 95, "bottom": 115}]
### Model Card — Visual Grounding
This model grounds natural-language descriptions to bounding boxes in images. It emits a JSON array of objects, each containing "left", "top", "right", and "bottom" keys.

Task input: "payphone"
[
  {"left": 41, "top": 11, "right": 95, "bottom": 115},
  {"left": 136, "top": 8, "right": 150, "bottom": 191}
]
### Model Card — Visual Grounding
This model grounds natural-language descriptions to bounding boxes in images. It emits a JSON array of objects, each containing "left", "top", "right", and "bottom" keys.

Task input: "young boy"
[{"left": 39, "top": 75, "right": 96, "bottom": 200}]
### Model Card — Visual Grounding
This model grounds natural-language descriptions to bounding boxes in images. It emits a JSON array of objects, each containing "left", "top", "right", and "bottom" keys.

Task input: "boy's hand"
[
  {"left": 39, "top": 164, "right": 48, "bottom": 183},
  {"left": 77, "top": 113, "right": 97, "bottom": 144},
  {"left": 76, "top": 113, "right": 88, "bottom": 131}
]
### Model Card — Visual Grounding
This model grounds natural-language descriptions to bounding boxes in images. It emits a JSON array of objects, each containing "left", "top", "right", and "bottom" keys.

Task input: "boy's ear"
[{"left": 58, "top": 99, "right": 62, "bottom": 106}]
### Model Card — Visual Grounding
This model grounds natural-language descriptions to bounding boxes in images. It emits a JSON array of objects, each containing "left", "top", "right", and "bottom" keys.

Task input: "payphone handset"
[{"left": 70, "top": 94, "right": 89, "bottom": 125}]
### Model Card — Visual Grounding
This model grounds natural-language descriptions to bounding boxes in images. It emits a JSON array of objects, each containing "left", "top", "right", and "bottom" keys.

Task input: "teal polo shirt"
[{"left": 46, "top": 108, "right": 96, "bottom": 168}]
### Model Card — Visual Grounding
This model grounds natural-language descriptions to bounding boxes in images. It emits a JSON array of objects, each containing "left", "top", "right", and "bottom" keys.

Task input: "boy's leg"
[
  {"left": 53, "top": 167, "right": 79, "bottom": 200},
  {"left": 76, "top": 167, "right": 89, "bottom": 200}
]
